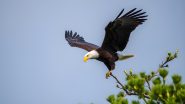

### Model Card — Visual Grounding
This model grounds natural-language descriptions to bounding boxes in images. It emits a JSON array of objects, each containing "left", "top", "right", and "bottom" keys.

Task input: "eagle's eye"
[{"left": 87, "top": 55, "right": 89, "bottom": 57}]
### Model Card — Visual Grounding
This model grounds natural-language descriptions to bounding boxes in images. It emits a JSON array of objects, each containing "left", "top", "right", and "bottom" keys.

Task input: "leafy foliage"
[
  {"left": 107, "top": 92, "right": 128, "bottom": 104},
  {"left": 107, "top": 50, "right": 185, "bottom": 104}
]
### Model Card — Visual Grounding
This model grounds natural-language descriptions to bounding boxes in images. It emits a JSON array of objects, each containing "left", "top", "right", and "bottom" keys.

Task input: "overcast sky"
[{"left": 0, "top": 0, "right": 185, "bottom": 104}]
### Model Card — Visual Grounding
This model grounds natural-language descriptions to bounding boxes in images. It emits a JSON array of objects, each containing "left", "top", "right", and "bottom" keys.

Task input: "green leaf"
[
  {"left": 132, "top": 100, "right": 140, "bottom": 104},
  {"left": 150, "top": 85, "right": 162, "bottom": 99},
  {"left": 159, "top": 68, "right": 168, "bottom": 79},
  {"left": 151, "top": 71, "right": 155, "bottom": 76},
  {"left": 107, "top": 95, "right": 115, "bottom": 103},
  {"left": 117, "top": 92, "right": 124, "bottom": 97},
  {"left": 147, "top": 100, "right": 157, "bottom": 104},
  {"left": 152, "top": 77, "right": 161, "bottom": 85},
  {"left": 172, "top": 74, "right": 181, "bottom": 84},
  {"left": 140, "top": 72, "right": 146, "bottom": 78},
  {"left": 168, "top": 52, "right": 172, "bottom": 57}
]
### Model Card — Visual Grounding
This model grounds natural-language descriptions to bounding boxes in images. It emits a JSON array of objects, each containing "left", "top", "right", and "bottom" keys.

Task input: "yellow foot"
[{"left": 106, "top": 71, "right": 112, "bottom": 79}]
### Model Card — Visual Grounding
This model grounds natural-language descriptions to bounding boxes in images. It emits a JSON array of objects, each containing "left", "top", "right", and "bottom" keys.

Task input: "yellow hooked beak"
[{"left": 83, "top": 56, "right": 89, "bottom": 62}]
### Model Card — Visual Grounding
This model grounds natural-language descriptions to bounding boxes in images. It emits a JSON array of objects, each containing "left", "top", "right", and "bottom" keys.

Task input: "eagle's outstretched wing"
[
  {"left": 101, "top": 8, "right": 147, "bottom": 53},
  {"left": 65, "top": 31, "right": 100, "bottom": 52}
]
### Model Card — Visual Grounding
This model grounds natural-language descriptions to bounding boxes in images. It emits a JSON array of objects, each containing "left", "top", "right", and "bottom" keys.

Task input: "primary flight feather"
[{"left": 65, "top": 8, "right": 147, "bottom": 78}]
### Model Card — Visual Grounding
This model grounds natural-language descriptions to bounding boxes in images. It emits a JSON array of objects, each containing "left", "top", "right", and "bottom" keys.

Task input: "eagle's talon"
[{"left": 106, "top": 71, "right": 112, "bottom": 79}]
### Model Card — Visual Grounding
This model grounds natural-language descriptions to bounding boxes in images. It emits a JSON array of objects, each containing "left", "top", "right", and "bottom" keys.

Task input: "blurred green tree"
[{"left": 107, "top": 50, "right": 185, "bottom": 104}]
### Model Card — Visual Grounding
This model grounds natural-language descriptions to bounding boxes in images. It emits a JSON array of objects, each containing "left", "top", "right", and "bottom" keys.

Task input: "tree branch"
[
  {"left": 146, "top": 79, "right": 151, "bottom": 91},
  {"left": 110, "top": 74, "right": 150, "bottom": 99}
]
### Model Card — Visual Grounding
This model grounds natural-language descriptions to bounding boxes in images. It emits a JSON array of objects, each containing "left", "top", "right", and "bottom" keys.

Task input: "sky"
[{"left": 0, "top": 0, "right": 185, "bottom": 104}]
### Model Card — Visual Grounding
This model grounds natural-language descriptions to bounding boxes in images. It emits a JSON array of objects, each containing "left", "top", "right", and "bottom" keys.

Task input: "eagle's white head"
[{"left": 83, "top": 50, "right": 99, "bottom": 62}]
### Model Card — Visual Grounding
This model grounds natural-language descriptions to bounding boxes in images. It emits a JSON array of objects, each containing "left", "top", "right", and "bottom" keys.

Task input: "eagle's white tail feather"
[{"left": 118, "top": 54, "right": 134, "bottom": 60}]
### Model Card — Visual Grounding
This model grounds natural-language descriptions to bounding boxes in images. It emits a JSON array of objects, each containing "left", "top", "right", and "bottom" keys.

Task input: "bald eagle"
[{"left": 65, "top": 8, "right": 147, "bottom": 78}]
